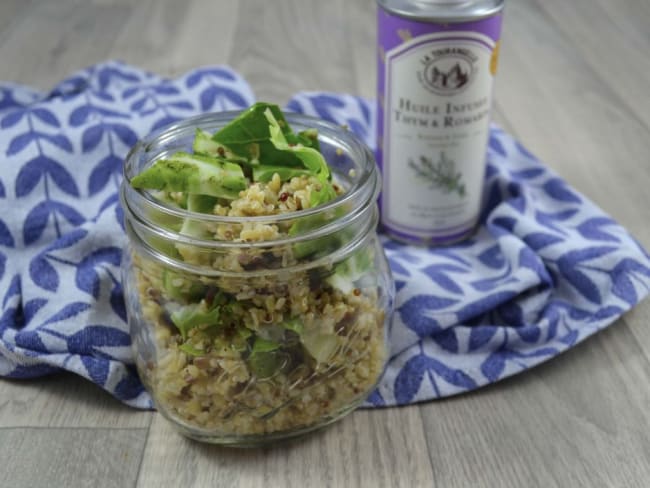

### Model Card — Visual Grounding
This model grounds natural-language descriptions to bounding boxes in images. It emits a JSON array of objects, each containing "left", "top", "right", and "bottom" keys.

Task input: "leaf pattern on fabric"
[
  {"left": 1, "top": 66, "right": 649, "bottom": 411},
  {"left": 0, "top": 62, "right": 254, "bottom": 408},
  {"left": 394, "top": 352, "right": 477, "bottom": 403}
]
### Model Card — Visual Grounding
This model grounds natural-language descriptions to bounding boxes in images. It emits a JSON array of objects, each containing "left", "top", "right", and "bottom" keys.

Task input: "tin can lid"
[{"left": 377, "top": 0, "right": 504, "bottom": 23}]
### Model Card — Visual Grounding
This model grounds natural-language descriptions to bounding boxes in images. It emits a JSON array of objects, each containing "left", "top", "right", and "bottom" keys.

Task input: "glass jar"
[{"left": 120, "top": 111, "right": 394, "bottom": 445}]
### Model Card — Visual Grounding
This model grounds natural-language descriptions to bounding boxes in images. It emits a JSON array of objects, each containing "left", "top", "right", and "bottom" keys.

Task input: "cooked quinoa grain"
[{"left": 132, "top": 173, "right": 387, "bottom": 437}]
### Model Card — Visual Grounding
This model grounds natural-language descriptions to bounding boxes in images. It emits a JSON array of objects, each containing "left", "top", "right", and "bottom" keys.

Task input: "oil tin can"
[{"left": 376, "top": 0, "right": 505, "bottom": 245}]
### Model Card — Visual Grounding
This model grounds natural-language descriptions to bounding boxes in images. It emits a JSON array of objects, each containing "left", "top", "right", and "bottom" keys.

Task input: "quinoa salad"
[{"left": 126, "top": 103, "right": 389, "bottom": 438}]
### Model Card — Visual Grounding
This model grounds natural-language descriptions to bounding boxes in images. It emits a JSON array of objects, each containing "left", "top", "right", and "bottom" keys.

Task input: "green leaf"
[
  {"left": 162, "top": 269, "right": 206, "bottom": 302},
  {"left": 178, "top": 193, "right": 217, "bottom": 238},
  {"left": 309, "top": 181, "right": 337, "bottom": 208},
  {"left": 186, "top": 193, "right": 217, "bottom": 213},
  {"left": 290, "top": 225, "right": 336, "bottom": 260},
  {"left": 280, "top": 318, "right": 337, "bottom": 364},
  {"left": 130, "top": 152, "right": 247, "bottom": 199},
  {"left": 326, "top": 247, "right": 374, "bottom": 293},
  {"left": 138, "top": 193, "right": 186, "bottom": 259},
  {"left": 282, "top": 318, "right": 304, "bottom": 335},
  {"left": 150, "top": 190, "right": 188, "bottom": 214},
  {"left": 291, "top": 129, "right": 321, "bottom": 151},
  {"left": 251, "top": 337, "right": 281, "bottom": 353},
  {"left": 252, "top": 165, "right": 313, "bottom": 183},
  {"left": 246, "top": 337, "right": 284, "bottom": 378},
  {"left": 247, "top": 350, "right": 283, "bottom": 379},
  {"left": 302, "top": 332, "right": 338, "bottom": 364},
  {"left": 208, "top": 102, "right": 330, "bottom": 183},
  {"left": 193, "top": 128, "right": 249, "bottom": 163},
  {"left": 265, "top": 109, "right": 330, "bottom": 181},
  {"left": 288, "top": 182, "right": 341, "bottom": 259},
  {"left": 212, "top": 103, "right": 303, "bottom": 167},
  {"left": 170, "top": 301, "right": 221, "bottom": 339},
  {"left": 237, "top": 326, "right": 253, "bottom": 340},
  {"left": 213, "top": 103, "right": 291, "bottom": 146},
  {"left": 178, "top": 342, "right": 206, "bottom": 357},
  {"left": 144, "top": 234, "right": 182, "bottom": 260},
  {"left": 193, "top": 128, "right": 222, "bottom": 156}
]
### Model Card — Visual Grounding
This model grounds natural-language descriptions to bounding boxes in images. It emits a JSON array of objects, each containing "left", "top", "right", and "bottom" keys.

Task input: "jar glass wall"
[{"left": 120, "top": 112, "right": 394, "bottom": 445}]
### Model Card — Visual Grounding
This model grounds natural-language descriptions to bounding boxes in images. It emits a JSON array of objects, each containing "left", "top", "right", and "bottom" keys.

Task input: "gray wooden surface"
[{"left": 1, "top": 0, "right": 650, "bottom": 486}]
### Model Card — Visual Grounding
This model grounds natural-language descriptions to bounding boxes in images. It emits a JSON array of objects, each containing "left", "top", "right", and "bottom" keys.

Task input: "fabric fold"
[{"left": 1, "top": 63, "right": 649, "bottom": 409}]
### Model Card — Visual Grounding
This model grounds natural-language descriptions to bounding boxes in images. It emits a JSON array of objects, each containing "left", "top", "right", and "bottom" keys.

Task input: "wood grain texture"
[
  {"left": 535, "top": 0, "right": 650, "bottom": 128},
  {"left": 420, "top": 321, "right": 650, "bottom": 488},
  {"left": 0, "top": 373, "right": 151, "bottom": 428},
  {"left": 137, "top": 406, "right": 435, "bottom": 488},
  {"left": 229, "top": 0, "right": 358, "bottom": 103},
  {"left": 623, "top": 303, "right": 650, "bottom": 366},
  {"left": 0, "top": 427, "right": 148, "bottom": 488},
  {"left": 1, "top": 1, "right": 650, "bottom": 487},
  {"left": 495, "top": 0, "right": 650, "bottom": 244},
  {"left": 107, "top": 0, "right": 240, "bottom": 78},
  {"left": 345, "top": 0, "right": 379, "bottom": 99},
  {"left": 0, "top": 0, "right": 33, "bottom": 42},
  {"left": 0, "top": 0, "right": 133, "bottom": 89}
]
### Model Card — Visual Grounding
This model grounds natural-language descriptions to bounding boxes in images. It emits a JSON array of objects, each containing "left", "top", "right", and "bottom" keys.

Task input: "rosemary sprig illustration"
[{"left": 408, "top": 152, "right": 466, "bottom": 197}]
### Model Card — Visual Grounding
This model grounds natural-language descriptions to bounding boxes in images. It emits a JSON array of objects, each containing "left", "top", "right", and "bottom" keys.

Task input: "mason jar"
[{"left": 120, "top": 112, "right": 394, "bottom": 445}]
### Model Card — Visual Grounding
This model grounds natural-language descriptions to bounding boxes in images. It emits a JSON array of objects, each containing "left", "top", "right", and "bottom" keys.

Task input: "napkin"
[{"left": 1, "top": 62, "right": 649, "bottom": 409}]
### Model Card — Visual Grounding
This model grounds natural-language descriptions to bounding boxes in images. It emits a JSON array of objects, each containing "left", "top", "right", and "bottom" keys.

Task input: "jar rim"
[{"left": 122, "top": 110, "right": 378, "bottom": 228}]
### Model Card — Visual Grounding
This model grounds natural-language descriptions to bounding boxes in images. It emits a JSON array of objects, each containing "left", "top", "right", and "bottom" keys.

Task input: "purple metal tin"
[{"left": 376, "top": 0, "right": 504, "bottom": 245}]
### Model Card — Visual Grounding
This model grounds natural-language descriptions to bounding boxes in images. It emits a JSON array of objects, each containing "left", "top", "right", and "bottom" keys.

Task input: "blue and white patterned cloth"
[{"left": 1, "top": 62, "right": 649, "bottom": 409}]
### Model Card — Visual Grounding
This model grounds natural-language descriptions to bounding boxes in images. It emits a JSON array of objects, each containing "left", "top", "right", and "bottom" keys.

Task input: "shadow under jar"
[{"left": 120, "top": 112, "right": 394, "bottom": 445}]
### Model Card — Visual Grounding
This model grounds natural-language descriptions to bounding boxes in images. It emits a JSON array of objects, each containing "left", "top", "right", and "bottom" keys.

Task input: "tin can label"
[{"left": 377, "top": 9, "right": 503, "bottom": 243}]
